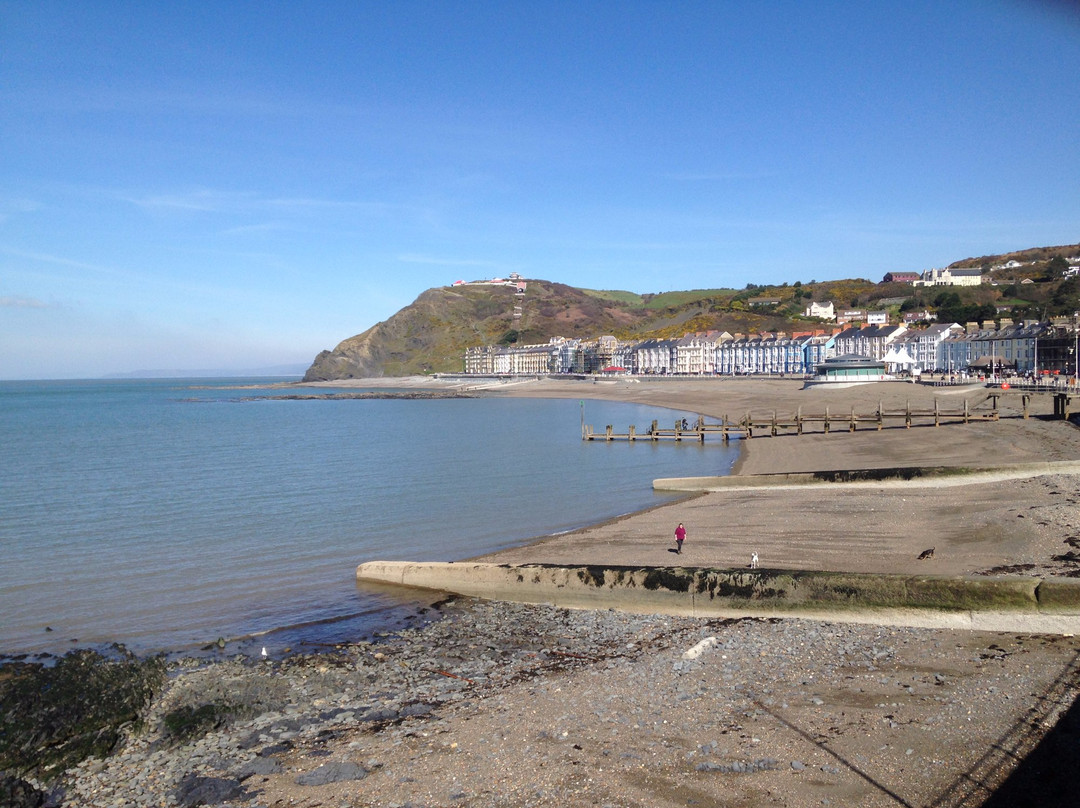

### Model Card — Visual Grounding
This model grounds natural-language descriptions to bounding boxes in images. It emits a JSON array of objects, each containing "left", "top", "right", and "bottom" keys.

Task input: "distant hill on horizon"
[
  {"left": 303, "top": 242, "right": 1079, "bottom": 380},
  {"left": 104, "top": 364, "right": 308, "bottom": 380}
]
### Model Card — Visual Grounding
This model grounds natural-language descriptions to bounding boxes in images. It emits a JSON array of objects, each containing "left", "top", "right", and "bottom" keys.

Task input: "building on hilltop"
[
  {"left": 913, "top": 267, "right": 983, "bottom": 287},
  {"left": 882, "top": 271, "right": 920, "bottom": 284}
]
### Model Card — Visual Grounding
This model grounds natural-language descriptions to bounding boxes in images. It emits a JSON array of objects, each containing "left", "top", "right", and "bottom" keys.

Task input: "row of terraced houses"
[{"left": 463, "top": 317, "right": 1080, "bottom": 377}]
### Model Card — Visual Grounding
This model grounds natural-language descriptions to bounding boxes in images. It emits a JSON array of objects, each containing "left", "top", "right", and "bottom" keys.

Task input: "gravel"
[{"left": 28, "top": 596, "right": 1080, "bottom": 807}]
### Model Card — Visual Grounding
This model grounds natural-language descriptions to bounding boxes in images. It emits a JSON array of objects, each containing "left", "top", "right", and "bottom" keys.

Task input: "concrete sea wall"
[
  {"left": 653, "top": 460, "right": 1080, "bottom": 492},
  {"left": 357, "top": 561, "right": 1080, "bottom": 634}
]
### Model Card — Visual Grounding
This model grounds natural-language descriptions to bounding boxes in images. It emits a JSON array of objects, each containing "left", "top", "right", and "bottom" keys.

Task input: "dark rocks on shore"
[
  {"left": 294, "top": 760, "right": 371, "bottom": 786},
  {"left": 0, "top": 647, "right": 165, "bottom": 782},
  {"left": 0, "top": 774, "right": 47, "bottom": 808},
  {"left": 172, "top": 774, "right": 247, "bottom": 807}
]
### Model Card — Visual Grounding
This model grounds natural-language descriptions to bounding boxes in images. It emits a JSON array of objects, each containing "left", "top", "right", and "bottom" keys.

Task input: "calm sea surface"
[{"left": 0, "top": 378, "right": 739, "bottom": 658}]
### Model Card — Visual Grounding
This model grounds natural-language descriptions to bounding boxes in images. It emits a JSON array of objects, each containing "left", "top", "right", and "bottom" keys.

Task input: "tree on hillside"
[
  {"left": 1051, "top": 277, "right": 1080, "bottom": 315},
  {"left": 1045, "top": 256, "right": 1070, "bottom": 280}
]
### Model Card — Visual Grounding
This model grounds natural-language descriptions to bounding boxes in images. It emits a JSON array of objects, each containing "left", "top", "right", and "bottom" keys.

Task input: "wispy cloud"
[
  {"left": 0, "top": 295, "right": 51, "bottom": 308},
  {"left": 219, "top": 222, "right": 287, "bottom": 236},
  {"left": 0, "top": 197, "right": 41, "bottom": 223},
  {"left": 396, "top": 253, "right": 500, "bottom": 268},
  {"left": 120, "top": 188, "right": 404, "bottom": 220},
  {"left": 121, "top": 189, "right": 257, "bottom": 213},
  {"left": 660, "top": 170, "right": 779, "bottom": 182},
  {"left": 0, "top": 246, "right": 115, "bottom": 274}
]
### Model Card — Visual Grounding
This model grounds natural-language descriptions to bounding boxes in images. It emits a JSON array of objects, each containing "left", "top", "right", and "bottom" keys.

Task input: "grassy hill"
[{"left": 303, "top": 244, "right": 1080, "bottom": 380}]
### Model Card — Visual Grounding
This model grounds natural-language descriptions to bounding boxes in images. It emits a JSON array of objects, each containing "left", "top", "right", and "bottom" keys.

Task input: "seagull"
[{"left": 261, "top": 647, "right": 268, "bottom": 659}]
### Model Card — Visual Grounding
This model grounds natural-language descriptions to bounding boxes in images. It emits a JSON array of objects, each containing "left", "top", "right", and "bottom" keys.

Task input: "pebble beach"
[{"left": 18, "top": 377, "right": 1080, "bottom": 807}]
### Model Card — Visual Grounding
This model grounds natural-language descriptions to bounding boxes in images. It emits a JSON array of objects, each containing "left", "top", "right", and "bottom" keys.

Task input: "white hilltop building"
[
  {"left": 913, "top": 267, "right": 983, "bottom": 287},
  {"left": 451, "top": 272, "right": 526, "bottom": 289}
]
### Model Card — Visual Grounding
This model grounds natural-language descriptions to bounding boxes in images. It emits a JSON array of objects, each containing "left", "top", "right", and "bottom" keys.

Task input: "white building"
[
  {"left": 804, "top": 301, "right": 836, "bottom": 320},
  {"left": 913, "top": 267, "right": 983, "bottom": 287},
  {"left": 894, "top": 323, "right": 964, "bottom": 371}
]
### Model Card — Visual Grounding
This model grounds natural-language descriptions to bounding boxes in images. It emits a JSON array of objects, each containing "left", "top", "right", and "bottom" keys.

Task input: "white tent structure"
[{"left": 881, "top": 346, "right": 917, "bottom": 373}]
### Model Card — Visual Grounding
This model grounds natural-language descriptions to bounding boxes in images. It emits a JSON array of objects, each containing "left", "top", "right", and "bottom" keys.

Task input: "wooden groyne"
[
  {"left": 584, "top": 399, "right": 1000, "bottom": 442},
  {"left": 582, "top": 416, "right": 746, "bottom": 443}
]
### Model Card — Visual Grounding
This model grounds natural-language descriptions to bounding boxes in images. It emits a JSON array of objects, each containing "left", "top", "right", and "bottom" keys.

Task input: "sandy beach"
[
  {"left": 28, "top": 376, "right": 1080, "bottom": 808},
  {"left": 471, "top": 377, "right": 1080, "bottom": 580}
]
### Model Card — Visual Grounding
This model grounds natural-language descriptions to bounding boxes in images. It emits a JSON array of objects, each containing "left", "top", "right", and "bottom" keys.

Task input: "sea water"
[{"left": 0, "top": 378, "right": 738, "bottom": 657}]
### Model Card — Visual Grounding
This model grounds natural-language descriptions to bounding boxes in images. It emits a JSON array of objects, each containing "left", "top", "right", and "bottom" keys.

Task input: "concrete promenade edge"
[
  {"left": 356, "top": 560, "right": 1080, "bottom": 634},
  {"left": 653, "top": 459, "right": 1080, "bottom": 491}
]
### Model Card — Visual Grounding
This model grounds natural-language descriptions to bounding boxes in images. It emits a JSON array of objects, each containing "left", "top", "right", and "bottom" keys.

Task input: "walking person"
[{"left": 674, "top": 522, "right": 686, "bottom": 554}]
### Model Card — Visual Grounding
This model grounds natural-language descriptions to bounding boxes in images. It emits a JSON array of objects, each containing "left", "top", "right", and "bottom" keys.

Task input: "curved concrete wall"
[
  {"left": 357, "top": 561, "right": 1080, "bottom": 633},
  {"left": 653, "top": 460, "right": 1080, "bottom": 492}
]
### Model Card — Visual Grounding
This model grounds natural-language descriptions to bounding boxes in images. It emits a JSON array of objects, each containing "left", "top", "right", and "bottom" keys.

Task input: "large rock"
[{"left": 172, "top": 774, "right": 246, "bottom": 807}]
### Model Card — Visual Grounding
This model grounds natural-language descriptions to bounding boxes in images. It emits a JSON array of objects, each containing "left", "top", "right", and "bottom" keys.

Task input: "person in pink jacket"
[{"left": 674, "top": 523, "right": 686, "bottom": 554}]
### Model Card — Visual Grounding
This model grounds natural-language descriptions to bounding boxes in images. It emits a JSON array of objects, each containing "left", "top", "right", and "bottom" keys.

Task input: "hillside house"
[{"left": 836, "top": 309, "right": 867, "bottom": 325}]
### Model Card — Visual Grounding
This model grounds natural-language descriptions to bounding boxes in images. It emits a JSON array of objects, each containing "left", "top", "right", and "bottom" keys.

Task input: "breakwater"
[
  {"left": 652, "top": 459, "right": 1080, "bottom": 491},
  {"left": 356, "top": 561, "right": 1080, "bottom": 633}
]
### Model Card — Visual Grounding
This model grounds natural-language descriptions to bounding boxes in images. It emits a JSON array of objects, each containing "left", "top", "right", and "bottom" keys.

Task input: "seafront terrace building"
[
  {"left": 712, "top": 332, "right": 834, "bottom": 376},
  {"left": 940, "top": 321, "right": 1055, "bottom": 376},
  {"left": 831, "top": 324, "right": 906, "bottom": 361},
  {"left": 890, "top": 323, "right": 964, "bottom": 372},
  {"left": 464, "top": 342, "right": 558, "bottom": 375},
  {"left": 633, "top": 338, "right": 679, "bottom": 374},
  {"left": 465, "top": 330, "right": 842, "bottom": 377},
  {"left": 551, "top": 337, "right": 582, "bottom": 374},
  {"left": 675, "top": 332, "right": 730, "bottom": 375},
  {"left": 461, "top": 326, "right": 1069, "bottom": 377},
  {"left": 464, "top": 318, "right": 1080, "bottom": 378}
]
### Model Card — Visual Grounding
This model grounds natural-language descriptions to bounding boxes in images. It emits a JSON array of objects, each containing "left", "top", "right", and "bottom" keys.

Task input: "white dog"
[{"left": 750, "top": 552, "right": 759, "bottom": 569}]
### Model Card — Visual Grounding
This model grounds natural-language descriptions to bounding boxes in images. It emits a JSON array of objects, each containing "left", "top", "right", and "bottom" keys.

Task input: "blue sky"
[{"left": 2, "top": 1, "right": 1078, "bottom": 379}]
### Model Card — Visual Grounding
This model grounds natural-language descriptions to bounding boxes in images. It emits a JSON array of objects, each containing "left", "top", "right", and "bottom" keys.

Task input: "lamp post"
[
  {"left": 1032, "top": 322, "right": 1038, "bottom": 380},
  {"left": 1074, "top": 312, "right": 1079, "bottom": 387}
]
